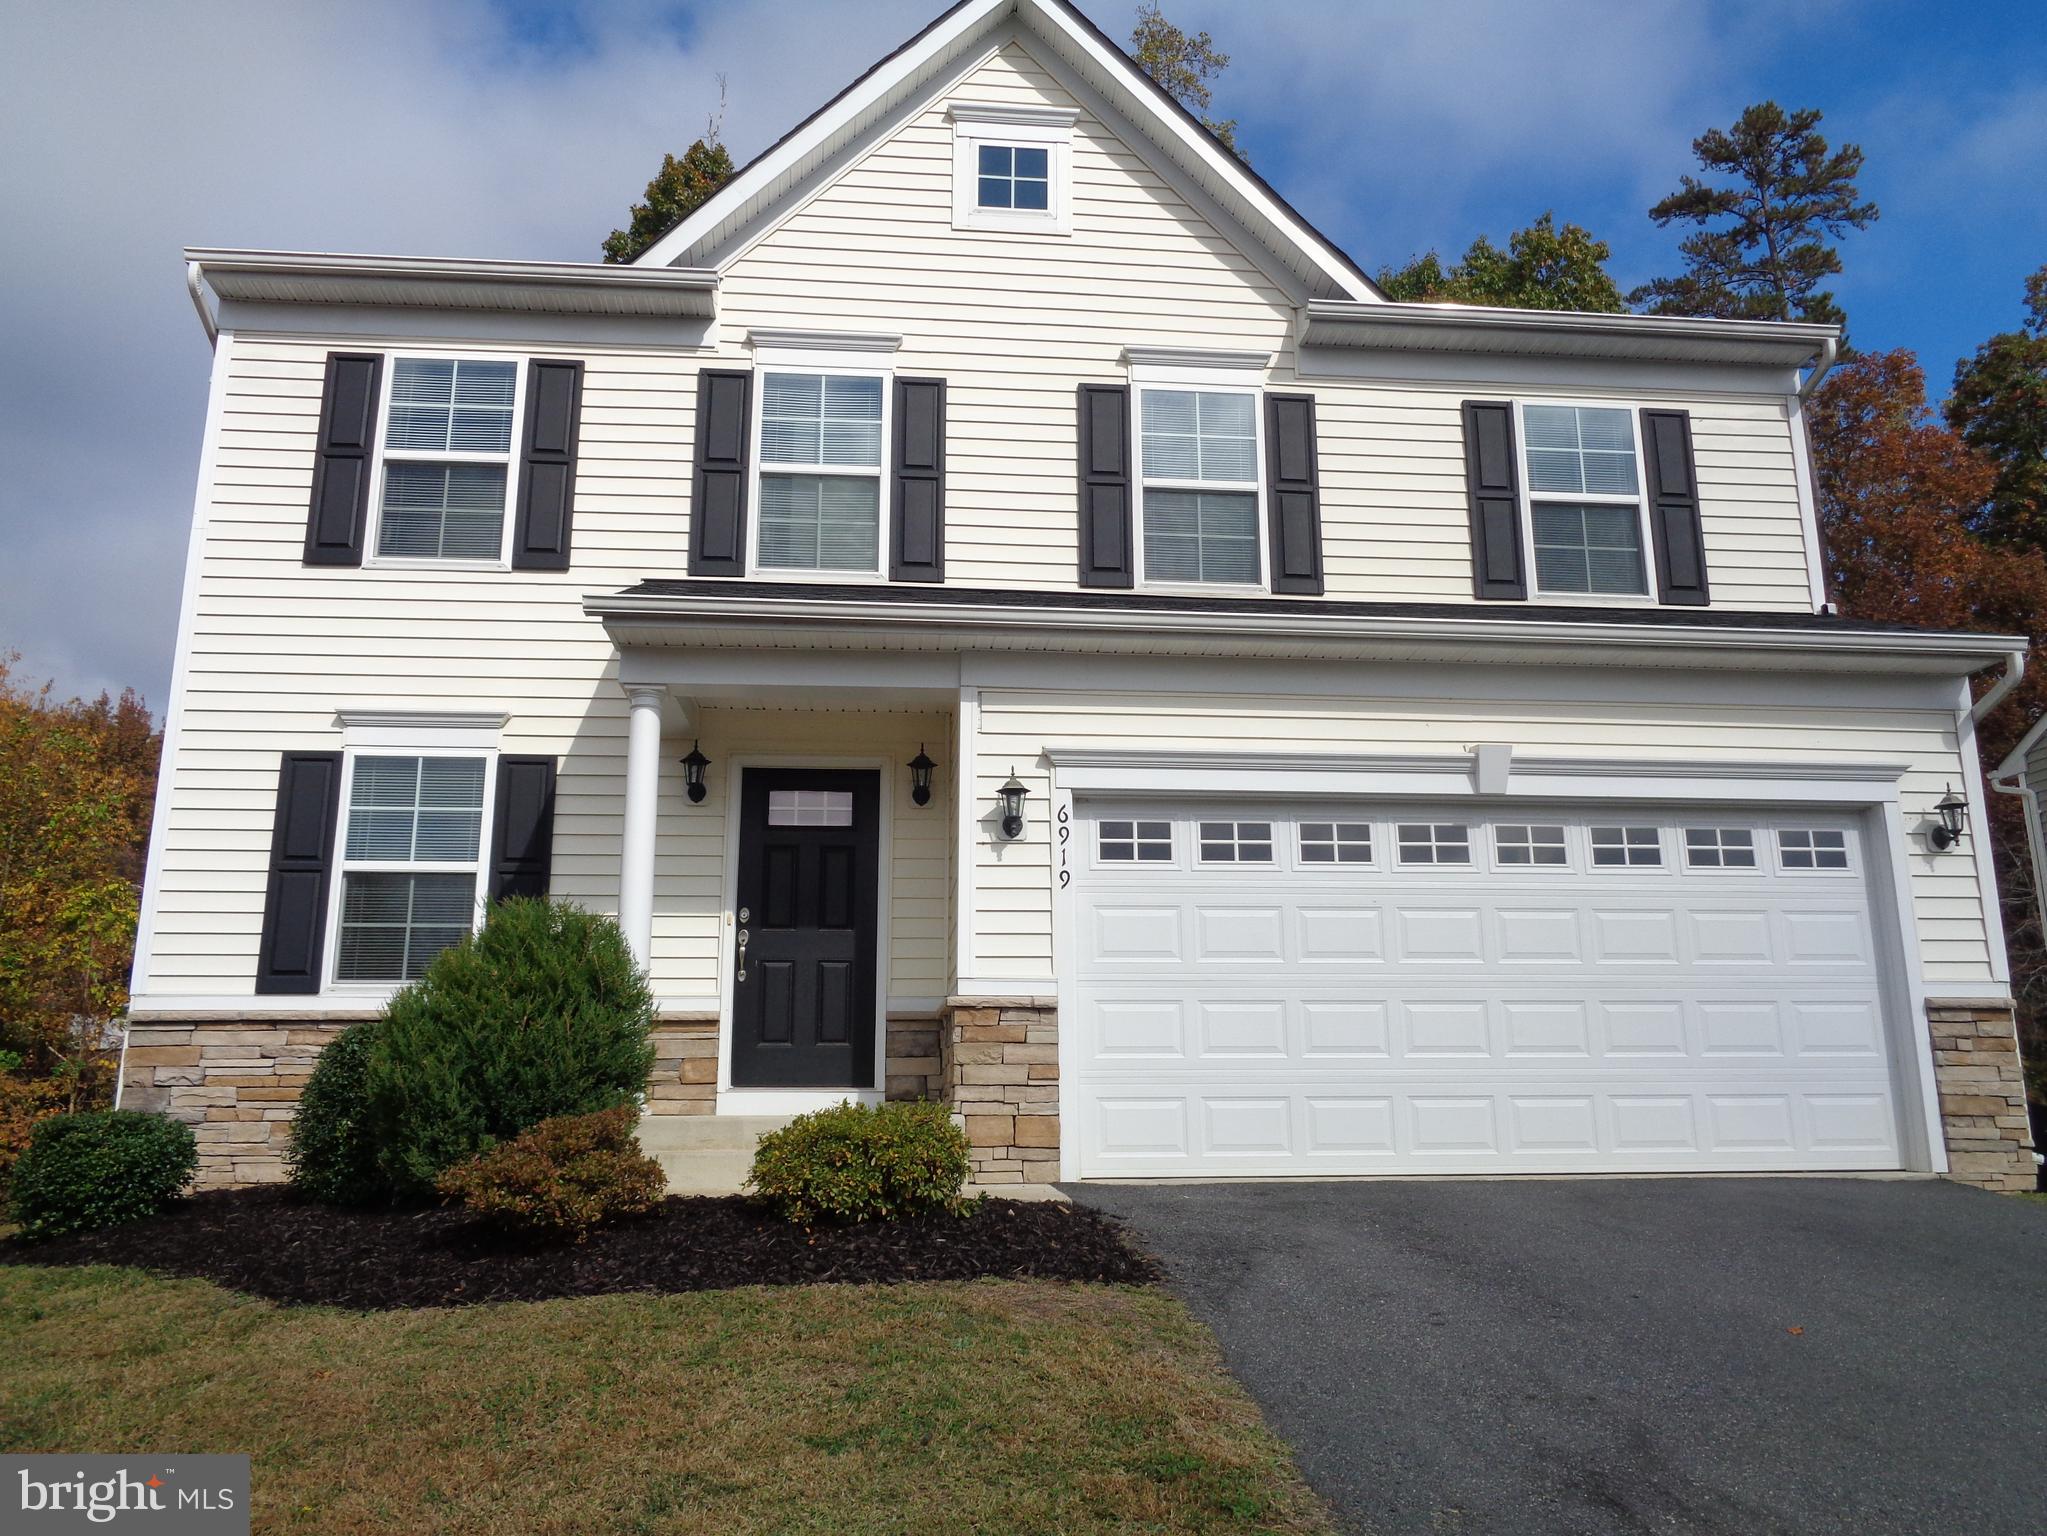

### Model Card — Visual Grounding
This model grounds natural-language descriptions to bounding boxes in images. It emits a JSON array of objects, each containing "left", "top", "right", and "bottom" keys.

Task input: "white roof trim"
[
  {"left": 185, "top": 249, "right": 718, "bottom": 322},
  {"left": 1301, "top": 299, "right": 1837, "bottom": 370},
  {"left": 947, "top": 99, "right": 1079, "bottom": 127},
  {"left": 631, "top": 0, "right": 1376, "bottom": 301},
  {"left": 1122, "top": 346, "right": 1270, "bottom": 372},
  {"left": 1994, "top": 707, "right": 2047, "bottom": 781}
]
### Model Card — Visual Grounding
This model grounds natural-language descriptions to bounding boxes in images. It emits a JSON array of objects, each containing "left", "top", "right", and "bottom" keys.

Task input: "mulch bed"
[{"left": 1, "top": 1187, "right": 1157, "bottom": 1309}]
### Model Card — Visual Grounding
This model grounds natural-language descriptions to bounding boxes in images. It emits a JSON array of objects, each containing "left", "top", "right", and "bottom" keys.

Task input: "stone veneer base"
[
  {"left": 940, "top": 1000, "right": 1059, "bottom": 1184},
  {"left": 1925, "top": 999, "right": 2037, "bottom": 1193}
]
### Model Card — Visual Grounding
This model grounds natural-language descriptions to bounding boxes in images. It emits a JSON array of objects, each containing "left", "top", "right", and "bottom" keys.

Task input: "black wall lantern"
[
  {"left": 680, "top": 741, "right": 710, "bottom": 804},
  {"left": 1930, "top": 784, "right": 1969, "bottom": 850},
  {"left": 908, "top": 746, "right": 936, "bottom": 807},
  {"left": 998, "top": 768, "right": 1029, "bottom": 840}
]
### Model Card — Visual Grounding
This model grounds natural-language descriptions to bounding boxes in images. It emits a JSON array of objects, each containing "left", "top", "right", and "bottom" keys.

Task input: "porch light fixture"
[
  {"left": 1930, "top": 784, "right": 1969, "bottom": 850},
  {"left": 680, "top": 741, "right": 710, "bottom": 804},
  {"left": 998, "top": 769, "right": 1029, "bottom": 840},
  {"left": 908, "top": 745, "right": 936, "bottom": 807}
]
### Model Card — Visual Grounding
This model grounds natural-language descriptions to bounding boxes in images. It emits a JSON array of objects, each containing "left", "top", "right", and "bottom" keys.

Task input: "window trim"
[
  {"left": 363, "top": 350, "right": 528, "bottom": 572},
  {"left": 746, "top": 361, "right": 894, "bottom": 582},
  {"left": 948, "top": 102, "right": 1075, "bottom": 236},
  {"left": 322, "top": 746, "right": 498, "bottom": 993},
  {"left": 1513, "top": 399, "right": 1658, "bottom": 606},
  {"left": 1133, "top": 379, "right": 1270, "bottom": 593}
]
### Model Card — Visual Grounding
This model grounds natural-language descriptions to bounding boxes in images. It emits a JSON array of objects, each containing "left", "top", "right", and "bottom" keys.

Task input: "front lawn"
[{"left": 0, "top": 1263, "right": 1332, "bottom": 1535}]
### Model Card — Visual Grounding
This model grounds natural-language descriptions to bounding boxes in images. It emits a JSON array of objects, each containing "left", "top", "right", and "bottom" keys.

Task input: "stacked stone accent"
[
  {"left": 1927, "top": 999, "right": 2037, "bottom": 1193},
  {"left": 121, "top": 1017, "right": 365, "bottom": 1188},
  {"left": 940, "top": 998, "right": 1058, "bottom": 1184},
  {"left": 885, "top": 1015, "right": 943, "bottom": 1101},
  {"left": 645, "top": 1019, "right": 718, "bottom": 1115}
]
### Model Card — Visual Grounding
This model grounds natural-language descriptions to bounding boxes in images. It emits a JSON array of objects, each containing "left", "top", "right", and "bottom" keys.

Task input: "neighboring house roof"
[
  {"left": 1994, "top": 707, "right": 2047, "bottom": 783},
  {"left": 629, "top": 0, "right": 1381, "bottom": 303}
]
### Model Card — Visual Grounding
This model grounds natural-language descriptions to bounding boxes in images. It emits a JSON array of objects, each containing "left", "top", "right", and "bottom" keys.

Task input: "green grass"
[
  {"left": 0, "top": 1264, "right": 1332, "bottom": 1535},
  {"left": 2015, "top": 1191, "right": 2047, "bottom": 1207}
]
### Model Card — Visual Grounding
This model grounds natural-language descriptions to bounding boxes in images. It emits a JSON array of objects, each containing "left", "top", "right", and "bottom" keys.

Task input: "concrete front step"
[{"left": 637, "top": 1115, "right": 792, "bottom": 1196}]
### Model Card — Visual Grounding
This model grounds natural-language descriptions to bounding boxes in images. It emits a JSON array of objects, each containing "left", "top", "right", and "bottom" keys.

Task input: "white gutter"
[
  {"left": 1797, "top": 334, "right": 1840, "bottom": 400},
  {"left": 585, "top": 590, "right": 2026, "bottom": 669}
]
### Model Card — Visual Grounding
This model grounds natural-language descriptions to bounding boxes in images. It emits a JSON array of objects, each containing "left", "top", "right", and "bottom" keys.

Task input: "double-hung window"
[
  {"left": 755, "top": 370, "right": 887, "bottom": 575},
  {"left": 374, "top": 357, "right": 522, "bottom": 563},
  {"left": 332, "top": 754, "right": 492, "bottom": 984},
  {"left": 1138, "top": 387, "right": 1262, "bottom": 586},
  {"left": 1521, "top": 403, "right": 1649, "bottom": 598}
]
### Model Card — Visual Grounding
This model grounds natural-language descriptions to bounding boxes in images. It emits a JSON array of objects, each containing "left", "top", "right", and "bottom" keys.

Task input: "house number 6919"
[{"left": 1057, "top": 805, "right": 1071, "bottom": 887}]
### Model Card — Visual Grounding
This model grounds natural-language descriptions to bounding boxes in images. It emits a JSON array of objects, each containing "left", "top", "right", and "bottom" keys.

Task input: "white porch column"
[{"left": 618, "top": 685, "right": 664, "bottom": 971}]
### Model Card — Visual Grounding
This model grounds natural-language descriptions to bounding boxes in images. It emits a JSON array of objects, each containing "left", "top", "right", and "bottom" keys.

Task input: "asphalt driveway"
[{"left": 1069, "top": 1178, "right": 2047, "bottom": 1536}]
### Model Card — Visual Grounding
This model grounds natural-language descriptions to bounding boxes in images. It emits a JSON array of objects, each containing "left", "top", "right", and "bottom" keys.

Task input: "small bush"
[
  {"left": 286, "top": 1020, "right": 387, "bottom": 1206},
  {"left": 363, "top": 899, "right": 656, "bottom": 1197},
  {"left": 747, "top": 1100, "right": 972, "bottom": 1224},
  {"left": 436, "top": 1105, "right": 665, "bottom": 1241},
  {"left": 7, "top": 1110, "right": 198, "bottom": 1239}
]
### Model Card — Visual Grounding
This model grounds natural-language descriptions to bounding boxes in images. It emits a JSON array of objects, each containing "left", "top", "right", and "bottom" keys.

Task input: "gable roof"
[{"left": 632, "top": 0, "right": 1380, "bottom": 303}]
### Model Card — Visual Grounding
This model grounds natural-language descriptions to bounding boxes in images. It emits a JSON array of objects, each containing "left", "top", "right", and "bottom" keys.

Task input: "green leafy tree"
[
  {"left": 1631, "top": 102, "right": 1877, "bottom": 329},
  {"left": 602, "top": 85, "right": 735, "bottom": 264},
  {"left": 1130, "top": 1, "right": 1241, "bottom": 157},
  {"left": 1378, "top": 213, "right": 1626, "bottom": 312},
  {"left": 1946, "top": 264, "right": 2047, "bottom": 552}
]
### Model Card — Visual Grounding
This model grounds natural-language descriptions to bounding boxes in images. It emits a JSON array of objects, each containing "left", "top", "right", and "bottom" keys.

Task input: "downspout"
[
  {"left": 1797, "top": 334, "right": 1839, "bottom": 400},
  {"left": 186, "top": 260, "right": 218, "bottom": 348},
  {"left": 1989, "top": 758, "right": 2047, "bottom": 1175},
  {"left": 1972, "top": 649, "right": 2026, "bottom": 724}
]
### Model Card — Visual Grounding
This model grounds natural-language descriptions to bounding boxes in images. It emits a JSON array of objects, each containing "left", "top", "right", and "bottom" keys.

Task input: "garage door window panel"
[
  {"left": 1198, "top": 821, "right": 1273, "bottom": 864},
  {"left": 1778, "top": 827, "right": 1850, "bottom": 872},
  {"left": 1300, "top": 821, "right": 1373, "bottom": 865},
  {"left": 1398, "top": 823, "right": 1471, "bottom": 866},
  {"left": 1099, "top": 819, "right": 1173, "bottom": 864},
  {"left": 1591, "top": 826, "right": 1663, "bottom": 868},
  {"left": 1495, "top": 824, "right": 1568, "bottom": 868},
  {"left": 1686, "top": 827, "right": 1758, "bottom": 869}
]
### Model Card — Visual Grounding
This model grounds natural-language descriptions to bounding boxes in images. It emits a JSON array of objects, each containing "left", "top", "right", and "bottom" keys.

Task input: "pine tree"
[
  {"left": 1130, "top": 2, "right": 1241, "bottom": 157},
  {"left": 1947, "top": 265, "right": 2047, "bottom": 552}
]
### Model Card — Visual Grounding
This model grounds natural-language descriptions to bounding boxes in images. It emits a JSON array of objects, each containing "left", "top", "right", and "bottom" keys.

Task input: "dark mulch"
[{"left": 0, "top": 1187, "right": 1158, "bottom": 1310}]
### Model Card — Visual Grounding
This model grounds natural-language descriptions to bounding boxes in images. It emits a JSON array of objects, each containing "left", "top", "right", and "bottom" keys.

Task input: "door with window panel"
[{"left": 1070, "top": 800, "right": 1904, "bottom": 1178}]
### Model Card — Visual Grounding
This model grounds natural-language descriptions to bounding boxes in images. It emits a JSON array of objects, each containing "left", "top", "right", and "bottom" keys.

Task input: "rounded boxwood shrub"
[
  {"left": 285, "top": 1019, "right": 387, "bottom": 1206},
  {"left": 747, "top": 1100, "right": 972, "bottom": 1224},
  {"left": 436, "top": 1104, "right": 666, "bottom": 1242},
  {"left": 8, "top": 1110, "right": 198, "bottom": 1239},
  {"left": 363, "top": 899, "right": 656, "bottom": 1198}
]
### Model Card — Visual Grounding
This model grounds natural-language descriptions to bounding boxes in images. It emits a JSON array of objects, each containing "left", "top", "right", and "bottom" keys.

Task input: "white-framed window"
[
  {"left": 1137, "top": 384, "right": 1264, "bottom": 588},
  {"left": 1590, "top": 825, "right": 1662, "bottom": 867},
  {"left": 1778, "top": 827, "right": 1849, "bottom": 871},
  {"left": 1099, "top": 819, "right": 1173, "bottom": 863},
  {"left": 1518, "top": 402, "right": 1652, "bottom": 600},
  {"left": 1685, "top": 827, "right": 1758, "bottom": 869},
  {"left": 328, "top": 751, "right": 494, "bottom": 986},
  {"left": 368, "top": 354, "right": 525, "bottom": 567},
  {"left": 752, "top": 367, "right": 888, "bottom": 576},
  {"left": 1397, "top": 823, "right": 1471, "bottom": 865},
  {"left": 1197, "top": 820, "right": 1273, "bottom": 863},
  {"left": 1300, "top": 821, "right": 1372, "bottom": 864},
  {"left": 1495, "top": 823, "right": 1567, "bottom": 866},
  {"left": 948, "top": 103, "right": 1074, "bottom": 235}
]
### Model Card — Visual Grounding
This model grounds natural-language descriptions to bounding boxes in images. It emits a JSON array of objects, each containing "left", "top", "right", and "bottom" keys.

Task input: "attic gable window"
[{"left": 948, "top": 101, "right": 1075, "bottom": 236}]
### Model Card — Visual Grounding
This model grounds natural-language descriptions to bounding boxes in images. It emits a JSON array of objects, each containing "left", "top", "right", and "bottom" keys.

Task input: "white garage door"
[{"left": 1071, "top": 801, "right": 1906, "bottom": 1177}]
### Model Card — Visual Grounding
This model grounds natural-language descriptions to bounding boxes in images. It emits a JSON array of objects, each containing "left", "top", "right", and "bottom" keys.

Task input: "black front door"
[{"left": 731, "top": 768, "right": 880, "bottom": 1088}]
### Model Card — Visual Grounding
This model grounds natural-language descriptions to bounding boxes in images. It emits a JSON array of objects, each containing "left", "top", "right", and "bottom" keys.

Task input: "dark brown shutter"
[
  {"left": 689, "top": 369, "right": 753, "bottom": 577},
  {"left": 1462, "top": 401, "right": 1527, "bottom": 600},
  {"left": 1641, "top": 408, "right": 1710, "bottom": 606},
  {"left": 511, "top": 360, "right": 583, "bottom": 571},
  {"left": 489, "top": 756, "right": 557, "bottom": 902},
  {"left": 891, "top": 376, "right": 946, "bottom": 583},
  {"left": 1077, "top": 383, "right": 1133, "bottom": 587},
  {"left": 255, "top": 752, "right": 343, "bottom": 994},
  {"left": 303, "top": 353, "right": 383, "bottom": 566},
  {"left": 1265, "top": 393, "right": 1324, "bottom": 595}
]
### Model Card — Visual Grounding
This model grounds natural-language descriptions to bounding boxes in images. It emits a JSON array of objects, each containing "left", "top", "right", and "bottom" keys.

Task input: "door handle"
[{"left": 736, "top": 928, "right": 749, "bottom": 982}]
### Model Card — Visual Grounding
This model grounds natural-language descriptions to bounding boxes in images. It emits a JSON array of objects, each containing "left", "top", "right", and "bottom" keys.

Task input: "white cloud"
[{"left": 0, "top": 0, "right": 932, "bottom": 707}]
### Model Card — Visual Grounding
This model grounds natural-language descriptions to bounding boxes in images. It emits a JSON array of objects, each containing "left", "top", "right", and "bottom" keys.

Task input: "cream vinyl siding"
[
  {"left": 970, "top": 686, "right": 1994, "bottom": 986},
  {"left": 710, "top": 42, "right": 1818, "bottom": 610}
]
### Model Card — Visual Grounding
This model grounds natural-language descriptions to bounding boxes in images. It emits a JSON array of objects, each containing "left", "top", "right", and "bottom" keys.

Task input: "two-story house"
[{"left": 124, "top": 0, "right": 2036, "bottom": 1193}]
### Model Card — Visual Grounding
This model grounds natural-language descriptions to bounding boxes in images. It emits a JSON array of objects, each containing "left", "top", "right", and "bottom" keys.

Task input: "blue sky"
[{"left": 2, "top": 0, "right": 2042, "bottom": 710}]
